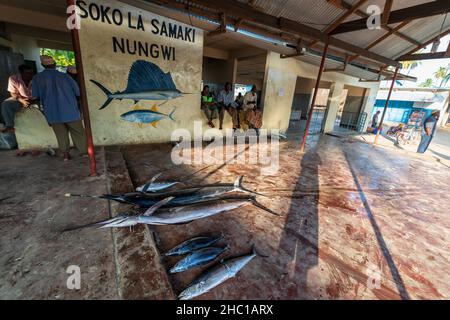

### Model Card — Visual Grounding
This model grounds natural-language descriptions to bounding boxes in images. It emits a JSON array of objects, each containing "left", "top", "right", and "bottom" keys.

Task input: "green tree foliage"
[
  {"left": 433, "top": 64, "right": 450, "bottom": 88},
  {"left": 40, "top": 48, "right": 75, "bottom": 67},
  {"left": 419, "top": 78, "right": 434, "bottom": 88}
]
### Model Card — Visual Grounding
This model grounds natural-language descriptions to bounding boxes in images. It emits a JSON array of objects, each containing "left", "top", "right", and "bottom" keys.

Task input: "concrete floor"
[
  {"left": 121, "top": 135, "right": 450, "bottom": 300},
  {"left": 1, "top": 133, "right": 449, "bottom": 299}
]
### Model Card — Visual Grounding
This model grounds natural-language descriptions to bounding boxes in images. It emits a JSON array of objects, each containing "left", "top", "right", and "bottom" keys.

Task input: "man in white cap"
[{"left": 32, "top": 55, "right": 87, "bottom": 161}]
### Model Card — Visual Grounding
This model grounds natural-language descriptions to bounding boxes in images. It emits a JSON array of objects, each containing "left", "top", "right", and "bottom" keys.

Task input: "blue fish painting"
[
  {"left": 90, "top": 60, "right": 182, "bottom": 110},
  {"left": 121, "top": 106, "right": 176, "bottom": 127}
]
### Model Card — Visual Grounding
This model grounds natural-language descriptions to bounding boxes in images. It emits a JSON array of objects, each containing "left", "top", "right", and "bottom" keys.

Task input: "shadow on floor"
[
  {"left": 277, "top": 146, "right": 321, "bottom": 298},
  {"left": 343, "top": 150, "right": 410, "bottom": 300}
]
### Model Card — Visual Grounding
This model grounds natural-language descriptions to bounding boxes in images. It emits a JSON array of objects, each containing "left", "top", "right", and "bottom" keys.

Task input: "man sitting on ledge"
[
  {"left": 1, "top": 64, "right": 36, "bottom": 133},
  {"left": 32, "top": 55, "right": 88, "bottom": 161}
]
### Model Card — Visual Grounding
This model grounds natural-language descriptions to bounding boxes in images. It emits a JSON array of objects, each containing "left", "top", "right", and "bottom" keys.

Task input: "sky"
[{"left": 380, "top": 35, "right": 450, "bottom": 89}]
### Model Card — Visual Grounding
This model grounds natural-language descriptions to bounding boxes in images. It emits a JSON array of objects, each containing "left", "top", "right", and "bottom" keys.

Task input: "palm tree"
[
  {"left": 401, "top": 60, "right": 421, "bottom": 75},
  {"left": 433, "top": 63, "right": 450, "bottom": 88},
  {"left": 419, "top": 78, "right": 434, "bottom": 88}
]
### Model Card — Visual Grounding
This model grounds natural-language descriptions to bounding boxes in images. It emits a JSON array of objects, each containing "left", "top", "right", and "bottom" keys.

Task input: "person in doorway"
[
  {"left": 243, "top": 85, "right": 262, "bottom": 135},
  {"left": 371, "top": 110, "right": 381, "bottom": 129},
  {"left": 201, "top": 85, "right": 218, "bottom": 128},
  {"left": 217, "top": 82, "right": 237, "bottom": 131},
  {"left": 32, "top": 55, "right": 87, "bottom": 161},
  {"left": 1, "top": 64, "right": 36, "bottom": 133},
  {"left": 417, "top": 110, "right": 440, "bottom": 154}
]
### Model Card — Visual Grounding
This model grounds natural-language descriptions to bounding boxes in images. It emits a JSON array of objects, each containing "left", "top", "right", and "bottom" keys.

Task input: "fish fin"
[
  {"left": 134, "top": 105, "right": 144, "bottom": 110},
  {"left": 90, "top": 80, "right": 114, "bottom": 110},
  {"left": 149, "top": 173, "right": 163, "bottom": 184},
  {"left": 168, "top": 108, "right": 176, "bottom": 122},
  {"left": 151, "top": 104, "right": 158, "bottom": 112},
  {"left": 234, "top": 175, "right": 269, "bottom": 198},
  {"left": 151, "top": 121, "right": 159, "bottom": 128},
  {"left": 143, "top": 197, "right": 174, "bottom": 216},
  {"left": 126, "top": 60, "right": 177, "bottom": 93},
  {"left": 234, "top": 176, "right": 244, "bottom": 188}
]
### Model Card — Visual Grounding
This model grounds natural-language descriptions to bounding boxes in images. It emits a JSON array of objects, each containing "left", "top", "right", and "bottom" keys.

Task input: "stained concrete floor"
[
  {"left": 1, "top": 133, "right": 449, "bottom": 300},
  {"left": 122, "top": 135, "right": 450, "bottom": 300}
]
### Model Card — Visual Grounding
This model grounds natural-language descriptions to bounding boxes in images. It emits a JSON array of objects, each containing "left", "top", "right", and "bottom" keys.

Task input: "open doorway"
[
  {"left": 335, "top": 85, "right": 368, "bottom": 132},
  {"left": 288, "top": 77, "right": 332, "bottom": 135}
]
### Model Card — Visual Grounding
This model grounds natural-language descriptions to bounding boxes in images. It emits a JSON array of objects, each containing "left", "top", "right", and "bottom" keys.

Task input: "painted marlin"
[
  {"left": 66, "top": 176, "right": 269, "bottom": 209},
  {"left": 121, "top": 106, "right": 176, "bottom": 127},
  {"left": 178, "top": 246, "right": 261, "bottom": 300},
  {"left": 90, "top": 60, "right": 182, "bottom": 110},
  {"left": 164, "top": 235, "right": 223, "bottom": 257},
  {"left": 169, "top": 246, "right": 229, "bottom": 274}
]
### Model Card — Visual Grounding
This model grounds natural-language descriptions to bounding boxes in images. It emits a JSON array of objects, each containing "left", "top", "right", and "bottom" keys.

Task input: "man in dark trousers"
[
  {"left": 417, "top": 110, "right": 440, "bottom": 154},
  {"left": 32, "top": 55, "right": 87, "bottom": 161}
]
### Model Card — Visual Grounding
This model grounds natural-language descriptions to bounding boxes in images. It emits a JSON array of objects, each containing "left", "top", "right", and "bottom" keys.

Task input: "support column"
[
  {"left": 323, "top": 82, "right": 345, "bottom": 133},
  {"left": 67, "top": 0, "right": 97, "bottom": 176},
  {"left": 374, "top": 67, "right": 399, "bottom": 145},
  {"left": 300, "top": 41, "right": 329, "bottom": 152}
]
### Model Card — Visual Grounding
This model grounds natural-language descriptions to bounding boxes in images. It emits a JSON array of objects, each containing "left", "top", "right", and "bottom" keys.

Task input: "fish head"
[{"left": 178, "top": 282, "right": 204, "bottom": 301}]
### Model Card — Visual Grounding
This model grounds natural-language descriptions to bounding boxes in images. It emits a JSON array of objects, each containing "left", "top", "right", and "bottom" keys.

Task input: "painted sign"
[{"left": 77, "top": 0, "right": 203, "bottom": 145}]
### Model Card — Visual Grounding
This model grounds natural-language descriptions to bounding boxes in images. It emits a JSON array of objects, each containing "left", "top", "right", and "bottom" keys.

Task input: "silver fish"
[
  {"left": 170, "top": 246, "right": 229, "bottom": 274},
  {"left": 136, "top": 173, "right": 179, "bottom": 193},
  {"left": 164, "top": 236, "right": 223, "bottom": 257},
  {"left": 178, "top": 247, "right": 258, "bottom": 300},
  {"left": 82, "top": 197, "right": 252, "bottom": 229}
]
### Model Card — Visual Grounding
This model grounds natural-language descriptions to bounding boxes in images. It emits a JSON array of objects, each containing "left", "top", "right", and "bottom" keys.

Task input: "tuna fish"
[
  {"left": 66, "top": 176, "right": 267, "bottom": 208},
  {"left": 178, "top": 246, "right": 260, "bottom": 300},
  {"left": 90, "top": 60, "right": 182, "bottom": 110},
  {"left": 169, "top": 246, "right": 229, "bottom": 274},
  {"left": 120, "top": 107, "right": 176, "bottom": 126},
  {"left": 164, "top": 236, "right": 223, "bottom": 257}
]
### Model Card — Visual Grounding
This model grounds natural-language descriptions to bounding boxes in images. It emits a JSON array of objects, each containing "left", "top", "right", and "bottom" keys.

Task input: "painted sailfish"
[
  {"left": 90, "top": 60, "right": 182, "bottom": 110},
  {"left": 120, "top": 105, "right": 176, "bottom": 127}
]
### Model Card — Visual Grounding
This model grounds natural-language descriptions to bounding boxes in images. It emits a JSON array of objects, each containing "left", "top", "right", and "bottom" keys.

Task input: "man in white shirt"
[{"left": 217, "top": 82, "right": 235, "bottom": 130}]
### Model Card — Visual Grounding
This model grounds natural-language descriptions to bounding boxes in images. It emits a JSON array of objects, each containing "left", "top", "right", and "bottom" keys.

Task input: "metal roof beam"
[
  {"left": 331, "top": 0, "right": 450, "bottom": 34},
  {"left": 327, "top": 0, "right": 420, "bottom": 46},
  {"left": 186, "top": 0, "right": 401, "bottom": 67},
  {"left": 397, "top": 28, "right": 450, "bottom": 58}
]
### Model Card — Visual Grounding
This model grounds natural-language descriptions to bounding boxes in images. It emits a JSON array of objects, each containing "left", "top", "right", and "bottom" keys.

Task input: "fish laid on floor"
[
  {"left": 165, "top": 236, "right": 223, "bottom": 257},
  {"left": 178, "top": 246, "right": 262, "bottom": 300},
  {"left": 90, "top": 60, "right": 182, "bottom": 110},
  {"left": 136, "top": 173, "right": 179, "bottom": 193},
  {"left": 170, "top": 246, "right": 229, "bottom": 274},
  {"left": 121, "top": 106, "right": 176, "bottom": 126},
  {"left": 66, "top": 176, "right": 267, "bottom": 208},
  {"left": 63, "top": 195, "right": 278, "bottom": 232}
]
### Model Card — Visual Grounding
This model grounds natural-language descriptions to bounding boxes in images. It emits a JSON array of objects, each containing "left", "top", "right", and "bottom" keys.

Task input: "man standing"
[
  {"left": 217, "top": 82, "right": 236, "bottom": 131},
  {"left": 372, "top": 110, "right": 381, "bottom": 129},
  {"left": 417, "top": 110, "right": 440, "bottom": 154},
  {"left": 32, "top": 56, "right": 87, "bottom": 161},
  {"left": 1, "top": 65, "right": 35, "bottom": 133}
]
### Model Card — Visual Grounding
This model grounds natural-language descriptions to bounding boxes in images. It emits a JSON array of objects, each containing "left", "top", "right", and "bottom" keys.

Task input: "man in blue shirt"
[
  {"left": 417, "top": 110, "right": 440, "bottom": 154},
  {"left": 32, "top": 56, "right": 87, "bottom": 161}
]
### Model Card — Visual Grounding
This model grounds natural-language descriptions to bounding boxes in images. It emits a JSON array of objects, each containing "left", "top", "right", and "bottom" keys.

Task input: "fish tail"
[
  {"left": 252, "top": 245, "right": 269, "bottom": 258},
  {"left": 234, "top": 176, "right": 269, "bottom": 198},
  {"left": 168, "top": 108, "right": 176, "bottom": 122},
  {"left": 90, "top": 80, "right": 114, "bottom": 110}
]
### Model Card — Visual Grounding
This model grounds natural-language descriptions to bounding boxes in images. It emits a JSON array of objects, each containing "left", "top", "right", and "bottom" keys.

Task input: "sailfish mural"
[{"left": 90, "top": 60, "right": 183, "bottom": 110}]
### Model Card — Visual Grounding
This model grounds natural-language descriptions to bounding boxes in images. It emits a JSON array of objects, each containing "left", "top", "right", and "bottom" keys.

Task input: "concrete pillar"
[{"left": 323, "top": 82, "right": 345, "bottom": 133}]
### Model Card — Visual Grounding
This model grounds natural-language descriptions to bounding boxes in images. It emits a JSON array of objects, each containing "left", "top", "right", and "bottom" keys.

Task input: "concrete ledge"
[
  {"left": 15, "top": 108, "right": 59, "bottom": 149},
  {"left": 104, "top": 146, "right": 175, "bottom": 300}
]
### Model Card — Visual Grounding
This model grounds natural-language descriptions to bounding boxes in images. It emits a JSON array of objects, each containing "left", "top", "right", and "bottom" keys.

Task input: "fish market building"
[{"left": 0, "top": 0, "right": 427, "bottom": 151}]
